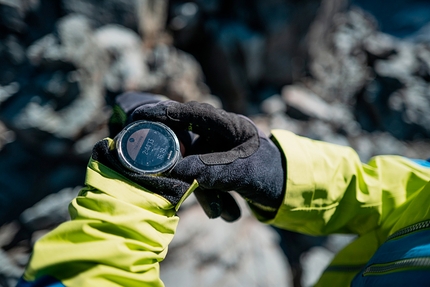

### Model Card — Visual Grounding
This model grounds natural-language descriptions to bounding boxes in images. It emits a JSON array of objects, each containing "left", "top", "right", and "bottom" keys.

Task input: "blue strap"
[
  {"left": 409, "top": 158, "right": 430, "bottom": 168},
  {"left": 352, "top": 227, "right": 430, "bottom": 286},
  {"left": 16, "top": 276, "right": 65, "bottom": 287}
]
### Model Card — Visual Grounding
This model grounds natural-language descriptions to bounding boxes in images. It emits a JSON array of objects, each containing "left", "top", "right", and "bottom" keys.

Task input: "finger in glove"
[
  {"left": 131, "top": 101, "right": 260, "bottom": 164},
  {"left": 193, "top": 189, "right": 241, "bottom": 222},
  {"left": 218, "top": 192, "right": 241, "bottom": 222}
]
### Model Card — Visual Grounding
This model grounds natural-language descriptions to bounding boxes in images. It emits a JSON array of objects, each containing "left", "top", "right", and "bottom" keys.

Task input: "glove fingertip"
[
  {"left": 220, "top": 210, "right": 241, "bottom": 222},
  {"left": 219, "top": 193, "right": 241, "bottom": 222},
  {"left": 207, "top": 201, "right": 223, "bottom": 219},
  {"left": 194, "top": 189, "right": 223, "bottom": 219}
]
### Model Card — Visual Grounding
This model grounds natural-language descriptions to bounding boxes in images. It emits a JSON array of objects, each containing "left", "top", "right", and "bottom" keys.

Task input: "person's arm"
[
  {"left": 126, "top": 99, "right": 430, "bottom": 236},
  {"left": 261, "top": 129, "right": 430, "bottom": 236},
  {"left": 18, "top": 140, "right": 197, "bottom": 287}
]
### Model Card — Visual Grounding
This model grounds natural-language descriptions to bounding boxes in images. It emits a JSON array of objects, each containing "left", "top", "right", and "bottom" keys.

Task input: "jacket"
[
  {"left": 18, "top": 130, "right": 430, "bottom": 286},
  {"left": 265, "top": 130, "right": 430, "bottom": 286}
]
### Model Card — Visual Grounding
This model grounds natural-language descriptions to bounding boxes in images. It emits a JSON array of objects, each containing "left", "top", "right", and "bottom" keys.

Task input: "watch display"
[{"left": 115, "top": 120, "right": 181, "bottom": 175}]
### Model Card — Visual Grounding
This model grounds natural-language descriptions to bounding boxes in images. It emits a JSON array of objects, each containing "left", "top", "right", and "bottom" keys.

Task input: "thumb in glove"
[
  {"left": 108, "top": 92, "right": 222, "bottom": 218},
  {"left": 109, "top": 91, "right": 169, "bottom": 138},
  {"left": 109, "top": 91, "right": 193, "bottom": 157}
]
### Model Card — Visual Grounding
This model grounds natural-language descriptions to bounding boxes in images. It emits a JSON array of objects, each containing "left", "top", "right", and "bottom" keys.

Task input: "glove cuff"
[{"left": 247, "top": 201, "right": 279, "bottom": 220}]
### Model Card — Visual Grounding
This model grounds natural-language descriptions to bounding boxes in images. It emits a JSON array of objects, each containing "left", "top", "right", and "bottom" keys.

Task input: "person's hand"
[
  {"left": 105, "top": 91, "right": 237, "bottom": 213},
  {"left": 131, "top": 101, "right": 286, "bottom": 221},
  {"left": 108, "top": 92, "right": 240, "bottom": 219},
  {"left": 91, "top": 137, "right": 193, "bottom": 208},
  {"left": 100, "top": 92, "right": 198, "bottom": 207}
]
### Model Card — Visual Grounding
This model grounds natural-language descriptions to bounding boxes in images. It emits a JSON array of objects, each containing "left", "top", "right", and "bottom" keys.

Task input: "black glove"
[
  {"left": 109, "top": 92, "right": 169, "bottom": 137},
  {"left": 131, "top": 101, "right": 286, "bottom": 220},
  {"left": 108, "top": 92, "right": 241, "bottom": 221},
  {"left": 109, "top": 91, "right": 193, "bottom": 155},
  {"left": 101, "top": 92, "right": 197, "bottom": 207},
  {"left": 91, "top": 138, "right": 192, "bottom": 207}
]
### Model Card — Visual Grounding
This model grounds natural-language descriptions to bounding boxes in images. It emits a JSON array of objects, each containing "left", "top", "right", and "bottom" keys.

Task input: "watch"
[{"left": 115, "top": 120, "right": 181, "bottom": 175}]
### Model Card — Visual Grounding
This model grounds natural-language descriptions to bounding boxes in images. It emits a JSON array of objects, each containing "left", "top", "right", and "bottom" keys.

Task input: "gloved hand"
[
  {"left": 100, "top": 91, "right": 197, "bottom": 207},
  {"left": 91, "top": 137, "right": 192, "bottom": 207},
  {"left": 108, "top": 92, "right": 241, "bottom": 221},
  {"left": 131, "top": 101, "right": 286, "bottom": 221}
]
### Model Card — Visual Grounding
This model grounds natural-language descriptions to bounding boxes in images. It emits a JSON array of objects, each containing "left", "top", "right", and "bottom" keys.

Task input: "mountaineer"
[{"left": 18, "top": 93, "right": 430, "bottom": 287}]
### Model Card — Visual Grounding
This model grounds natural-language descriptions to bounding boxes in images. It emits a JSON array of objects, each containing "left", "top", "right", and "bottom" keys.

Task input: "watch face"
[{"left": 116, "top": 121, "right": 180, "bottom": 174}]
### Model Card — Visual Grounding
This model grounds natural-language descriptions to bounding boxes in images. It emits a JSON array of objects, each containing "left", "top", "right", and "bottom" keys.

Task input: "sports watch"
[{"left": 115, "top": 120, "right": 181, "bottom": 175}]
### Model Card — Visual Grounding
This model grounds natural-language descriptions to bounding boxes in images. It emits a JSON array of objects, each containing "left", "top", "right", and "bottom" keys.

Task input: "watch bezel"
[{"left": 115, "top": 120, "right": 181, "bottom": 175}]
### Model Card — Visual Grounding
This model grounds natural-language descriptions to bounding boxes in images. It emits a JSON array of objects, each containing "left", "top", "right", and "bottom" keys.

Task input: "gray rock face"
[
  {"left": 0, "top": 1, "right": 216, "bottom": 231},
  {"left": 19, "top": 14, "right": 108, "bottom": 140},
  {"left": 0, "top": 1, "right": 430, "bottom": 287},
  {"left": 248, "top": 7, "right": 430, "bottom": 166}
]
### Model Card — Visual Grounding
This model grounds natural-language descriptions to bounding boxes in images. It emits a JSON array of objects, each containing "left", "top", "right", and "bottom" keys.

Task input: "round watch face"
[{"left": 115, "top": 120, "right": 181, "bottom": 175}]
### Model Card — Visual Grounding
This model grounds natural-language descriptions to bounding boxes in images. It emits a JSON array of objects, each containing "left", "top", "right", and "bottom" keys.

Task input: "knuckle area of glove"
[{"left": 199, "top": 153, "right": 238, "bottom": 165}]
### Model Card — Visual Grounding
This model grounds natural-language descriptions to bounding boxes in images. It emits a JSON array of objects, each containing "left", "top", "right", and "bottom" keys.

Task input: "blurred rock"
[
  {"left": 161, "top": 195, "right": 292, "bottom": 287},
  {"left": 262, "top": 0, "right": 322, "bottom": 85},
  {"left": 19, "top": 187, "right": 78, "bottom": 231},
  {"left": 301, "top": 246, "right": 334, "bottom": 287},
  {"left": 21, "top": 14, "right": 107, "bottom": 139},
  {"left": 0, "top": 36, "right": 26, "bottom": 86},
  {"left": 362, "top": 33, "right": 397, "bottom": 65},
  {"left": 282, "top": 85, "right": 353, "bottom": 123},
  {"left": 0, "top": 249, "right": 23, "bottom": 287},
  {"left": 0, "top": 222, "right": 19, "bottom": 247},
  {"left": 0, "top": 14, "right": 109, "bottom": 234},
  {"left": 138, "top": 0, "right": 169, "bottom": 46},
  {"left": 0, "top": 1, "right": 28, "bottom": 35},
  {"left": 95, "top": 24, "right": 217, "bottom": 105},
  {"left": 0, "top": 121, "right": 14, "bottom": 149},
  {"left": 0, "top": 221, "right": 26, "bottom": 287},
  {"left": 261, "top": 94, "right": 287, "bottom": 115},
  {"left": 168, "top": 0, "right": 328, "bottom": 114},
  {"left": 0, "top": 139, "right": 87, "bottom": 226},
  {"left": 304, "top": 7, "right": 430, "bottom": 142},
  {"left": 306, "top": 7, "right": 371, "bottom": 104},
  {"left": 95, "top": 24, "right": 146, "bottom": 93},
  {"left": 0, "top": 1, "right": 430, "bottom": 287}
]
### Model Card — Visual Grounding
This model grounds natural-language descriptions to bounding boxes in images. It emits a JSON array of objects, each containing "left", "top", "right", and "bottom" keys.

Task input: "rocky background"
[{"left": 0, "top": 0, "right": 430, "bottom": 286}]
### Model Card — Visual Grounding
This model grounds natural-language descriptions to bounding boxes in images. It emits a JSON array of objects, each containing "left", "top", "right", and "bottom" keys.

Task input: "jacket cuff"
[
  {"left": 86, "top": 158, "right": 198, "bottom": 213},
  {"left": 257, "top": 130, "right": 336, "bottom": 232},
  {"left": 249, "top": 130, "right": 314, "bottom": 223}
]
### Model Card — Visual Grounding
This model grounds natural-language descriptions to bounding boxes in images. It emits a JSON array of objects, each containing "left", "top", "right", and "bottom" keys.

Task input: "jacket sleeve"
[
  {"left": 254, "top": 129, "right": 430, "bottom": 236},
  {"left": 18, "top": 158, "right": 198, "bottom": 287}
]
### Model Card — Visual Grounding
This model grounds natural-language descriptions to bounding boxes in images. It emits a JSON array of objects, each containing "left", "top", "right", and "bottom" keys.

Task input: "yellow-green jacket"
[{"left": 18, "top": 130, "right": 430, "bottom": 286}]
